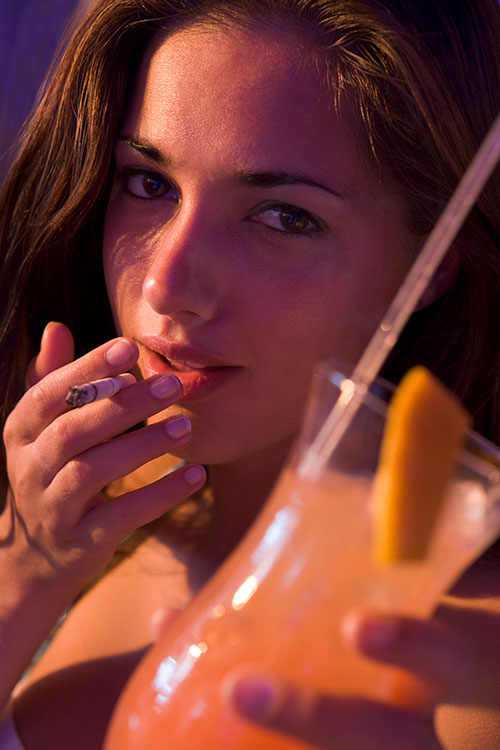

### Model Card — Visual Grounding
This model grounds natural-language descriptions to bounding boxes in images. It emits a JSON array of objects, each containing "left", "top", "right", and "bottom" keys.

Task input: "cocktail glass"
[{"left": 105, "top": 363, "right": 500, "bottom": 749}]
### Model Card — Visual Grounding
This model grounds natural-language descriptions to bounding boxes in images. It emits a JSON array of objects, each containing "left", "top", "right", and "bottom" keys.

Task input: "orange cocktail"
[{"left": 105, "top": 367, "right": 500, "bottom": 749}]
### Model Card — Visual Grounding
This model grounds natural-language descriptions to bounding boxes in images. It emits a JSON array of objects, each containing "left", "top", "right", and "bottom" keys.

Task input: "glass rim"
[{"left": 319, "top": 360, "right": 500, "bottom": 475}]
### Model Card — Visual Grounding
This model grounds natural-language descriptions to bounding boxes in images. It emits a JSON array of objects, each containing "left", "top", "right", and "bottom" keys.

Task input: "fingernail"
[
  {"left": 105, "top": 340, "right": 135, "bottom": 367},
  {"left": 342, "top": 612, "right": 399, "bottom": 650},
  {"left": 41, "top": 321, "right": 56, "bottom": 347},
  {"left": 149, "top": 373, "right": 181, "bottom": 400},
  {"left": 364, "top": 618, "right": 400, "bottom": 649},
  {"left": 230, "top": 676, "right": 278, "bottom": 720},
  {"left": 164, "top": 416, "right": 191, "bottom": 439},
  {"left": 184, "top": 465, "right": 206, "bottom": 486}
]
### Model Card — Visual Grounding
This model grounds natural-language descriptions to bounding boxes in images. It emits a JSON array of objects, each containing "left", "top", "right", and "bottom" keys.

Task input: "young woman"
[{"left": 0, "top": 1, "right": 499, "bottom": 747}]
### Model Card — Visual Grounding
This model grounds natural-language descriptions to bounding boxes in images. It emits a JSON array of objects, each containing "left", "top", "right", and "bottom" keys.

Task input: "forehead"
[
  {"left": 127, "top": 25, "right": 330, "bottom": 140},
  {"left": 120, "top": 21, "right": 406, "bottom": 221},
  {"left": 130, "top": 21, "right": 328, "bottom": 117},
  {"left": 123, "top": 23, "right": 366, "bottom": 193}
]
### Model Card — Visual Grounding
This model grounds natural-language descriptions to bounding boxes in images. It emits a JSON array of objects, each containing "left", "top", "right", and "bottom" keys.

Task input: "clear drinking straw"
[{"left": 304, "top": 109, "right": 500, "bottom": 474}]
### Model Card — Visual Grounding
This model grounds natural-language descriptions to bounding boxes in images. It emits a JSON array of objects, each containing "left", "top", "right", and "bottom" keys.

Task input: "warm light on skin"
[{"left": 103, "top": 23, "right": 419, "bottom": 468}]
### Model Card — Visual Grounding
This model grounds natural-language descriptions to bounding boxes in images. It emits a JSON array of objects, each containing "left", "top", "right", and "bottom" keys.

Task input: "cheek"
[
  {"left": 245, "top": 277, "right": 340, "bottom": 396},
  {"left": 102, "top": 215, "right": 154, "bottom": 321},
  {"left": 102, "top": 209, "right": 125, "bottom": 307},
  {"left": 255, "top": 265, "right": 396, "bottom": 376}
]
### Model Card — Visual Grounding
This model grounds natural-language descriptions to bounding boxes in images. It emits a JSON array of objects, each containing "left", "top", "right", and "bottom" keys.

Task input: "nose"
[{"left": 143, "top": 212, "right": 219, "bottom": 324}]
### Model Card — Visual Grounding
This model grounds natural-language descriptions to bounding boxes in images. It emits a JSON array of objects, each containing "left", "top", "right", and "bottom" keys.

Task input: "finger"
[
  {"left": 9, "top": 337, "right": 138, "bottom": 444},
  {"left": 33, "top": 374, "right": 183, "bottom": 483},
  {"left": 82, "top": 463, "right": 207, "bottom": 542},
  {"left": 227, "top": 673, "right": 442, "bottom": 750},
  {"left": 342, "top": 611, "right": 473, "bottom": 694},
  {"left": 25, "top": 322, "right": 75, "bottom": 388},
  {"left": 47, "top": 414, "right": 193, "bottom": 522}
]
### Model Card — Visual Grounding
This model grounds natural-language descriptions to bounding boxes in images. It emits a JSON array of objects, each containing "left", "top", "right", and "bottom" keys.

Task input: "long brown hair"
[{"left": 0, "top": 0, "right": 499, "bottom": 478}]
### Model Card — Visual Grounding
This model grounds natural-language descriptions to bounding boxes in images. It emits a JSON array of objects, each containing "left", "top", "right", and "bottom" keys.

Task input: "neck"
[{"left": 203, "top": 438, "right": 293, "bottom": 562}]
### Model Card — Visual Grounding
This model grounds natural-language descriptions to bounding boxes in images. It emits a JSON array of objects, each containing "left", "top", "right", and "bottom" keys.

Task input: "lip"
[{"left": 139, "top": 334, "right": 243, "bottom": 402}]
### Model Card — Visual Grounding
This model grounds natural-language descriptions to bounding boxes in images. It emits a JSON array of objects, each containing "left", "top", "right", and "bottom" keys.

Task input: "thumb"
[{"left": 25, "top": 321, "right": 75, "bottom": 388}]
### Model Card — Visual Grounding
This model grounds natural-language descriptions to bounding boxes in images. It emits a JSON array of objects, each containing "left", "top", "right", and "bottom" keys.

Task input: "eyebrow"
[
  {"left": 234, "top": 168, "right": 344, "bottom": 199},
  {"left": 118, "top": 134, "right": 345, "bottom": 200},
  {"left": 118, "top": 135, "right": 166, "bottom": 164}
]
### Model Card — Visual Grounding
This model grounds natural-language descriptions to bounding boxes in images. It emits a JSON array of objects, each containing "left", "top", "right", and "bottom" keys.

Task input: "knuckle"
[
  {"left": 3, "top": 411, "right": 17, "bottom": 446},
  {"left": 29, "top": 443, "right": 56, "bottom": 488},
  {"left": 26, "top": 378, "right": 57, "bottom": 418},
  {"left": 46, "top": 413, "right": 79, "bottom": 454},
  {"left": 85, "top": 517, "right": 117, "bottom": 551},
  {"left": 9, "top": 465, "right": 33, "bottom": 500},
  {"left": 3, "top": 379, "right": 59, "bottom": 447},
  {"left": 3, "top": 406, "right": 32, "bottom": 447},
  {"left": 64, "top": 457, "right": 93, "bottom": 491}
]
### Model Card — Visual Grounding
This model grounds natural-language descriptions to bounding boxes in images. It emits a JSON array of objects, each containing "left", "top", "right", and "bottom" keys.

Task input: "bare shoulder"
[
  {"left": 435, "top": 558, "right": 500, "bottom": 749},
  {"left": 36, "top": 533, "right": 193, "bottom": 667},
  {"left": 12, "top": 531, "right": 197, "bottom": 749}
]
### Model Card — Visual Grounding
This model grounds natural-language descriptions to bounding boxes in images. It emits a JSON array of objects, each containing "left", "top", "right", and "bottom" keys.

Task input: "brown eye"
[
  {"left": 120, "top": 169, "right": 178, "bottom": 201},
  {"left": 249, "top": 202, "right": 320, "bottom": 235},
  {"left": 140, "top": 174, "right": 168, "bottom": 197},
  {"left": 278, "top": 207, "right": 312, "bottom": 233}
]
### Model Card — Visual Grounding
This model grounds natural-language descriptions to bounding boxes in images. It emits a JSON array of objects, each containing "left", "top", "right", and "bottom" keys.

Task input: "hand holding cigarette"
[{"left": 2, "top": 326, "right": 206, "bottom": 632}]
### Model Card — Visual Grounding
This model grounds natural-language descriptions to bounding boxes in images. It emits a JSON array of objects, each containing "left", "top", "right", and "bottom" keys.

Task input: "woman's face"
[{"left": 103, "top": 23, "right": 418, "bottom": 465}]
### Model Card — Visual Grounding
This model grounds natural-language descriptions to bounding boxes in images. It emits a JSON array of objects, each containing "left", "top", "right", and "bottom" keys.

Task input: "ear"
[{"left": 415, "top": 248, "right": 460, "bottom": 311}]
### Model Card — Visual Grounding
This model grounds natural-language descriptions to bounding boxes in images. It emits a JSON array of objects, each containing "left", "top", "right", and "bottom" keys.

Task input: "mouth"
[
  {"left": 163, "top": 358, "right": 222, "bottom": 373},
  {"left": 139, "top": 336, "right": 243, "bottom": 402}
]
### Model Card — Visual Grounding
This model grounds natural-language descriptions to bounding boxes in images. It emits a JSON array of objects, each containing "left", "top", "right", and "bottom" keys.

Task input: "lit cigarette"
[{"left": 65, "top": 373, "right": 136, "bottom": 408}]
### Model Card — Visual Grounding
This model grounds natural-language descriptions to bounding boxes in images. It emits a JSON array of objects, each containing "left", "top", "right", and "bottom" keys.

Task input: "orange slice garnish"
[{"left": 372, "top": 367, "right": 469, "bottom": 564}]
